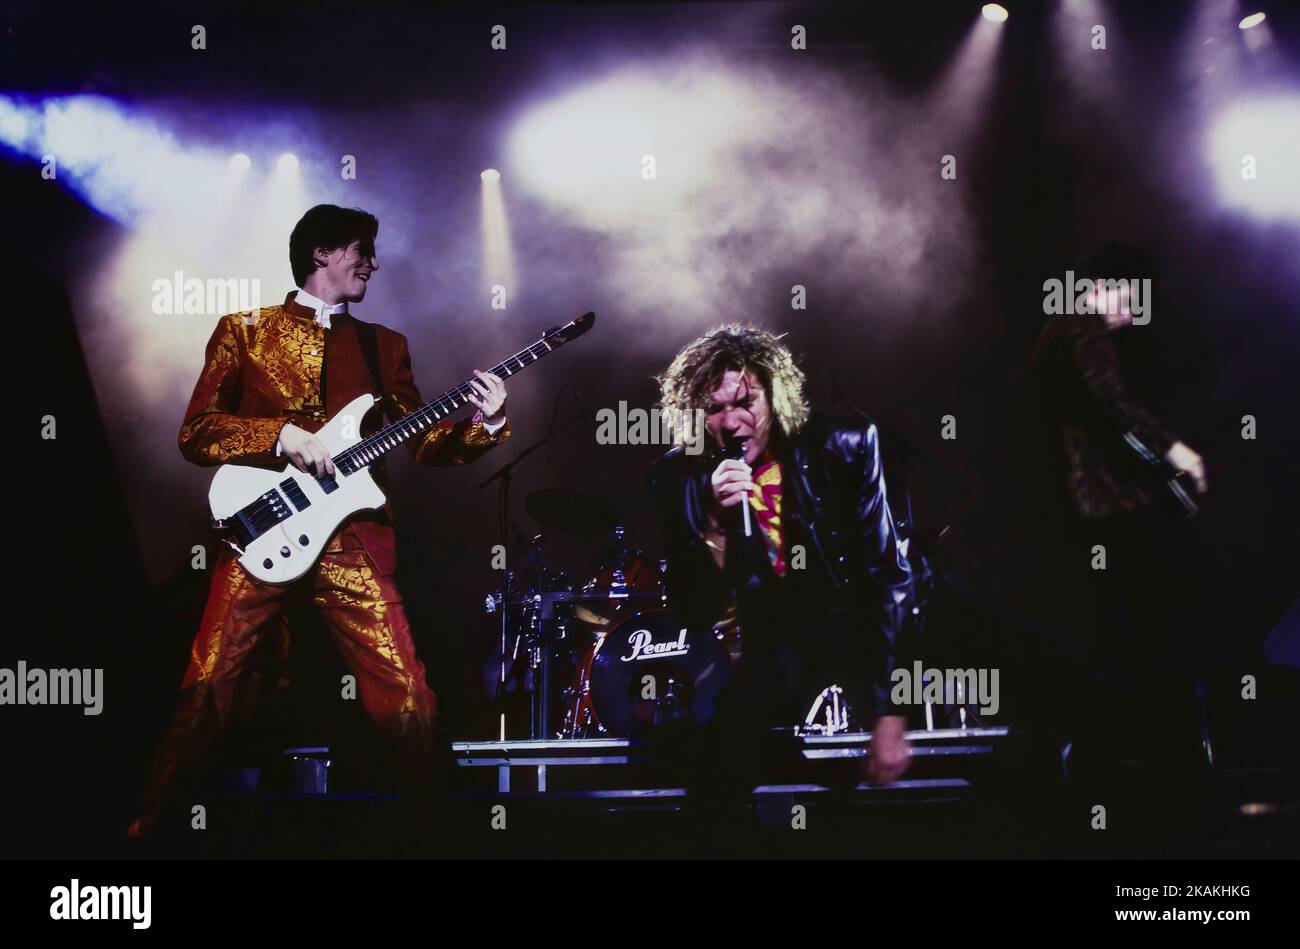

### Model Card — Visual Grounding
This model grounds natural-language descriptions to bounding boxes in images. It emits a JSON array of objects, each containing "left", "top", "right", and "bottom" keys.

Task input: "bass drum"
[{"left": 588, "top": 610, "right": 732, "bottom": 736}]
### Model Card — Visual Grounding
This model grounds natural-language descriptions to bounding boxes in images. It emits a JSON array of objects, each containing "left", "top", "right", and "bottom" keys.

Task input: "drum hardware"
[
  {"left": 920, "top": 673, "right": 986, "bottom": 731},
  {"left": 483, "top": 529, "right": 583, "bottom": 740},
  {"left": 799, "top": 684, "right": 854, "bottom": 736},
  {"left": 476, "top": 393, "right": 590, "bottom": 739},
  {"left": 607, "top": 526, "right": 629, "bottom": 597},
  {"left": 521, "top": 587, "right": 576, "bottom": 739},
  {"left": 560, "top": 629, "right": 607, "bottom": 739},
  {"left": 484, "top": 495, "right": 664, "bottom": 739},
  {"left": 658, "top": 676, "right": 686, "bottom": 723},
  {"left": 483, "top": 498, "right": 725, "bottom": 741},
  {"left": 575, "top": 527, "right": 665, "bottom": 626},
  {"left": 486, "top": 587, "right": 663, "bottom": 612},
  {"left": 490, "top": 569, "right": 515, "bottom": 740}
]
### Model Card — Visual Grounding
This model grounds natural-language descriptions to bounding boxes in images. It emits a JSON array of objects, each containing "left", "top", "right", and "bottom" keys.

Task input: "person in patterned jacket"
[{"left": 130, "top": 205, "right": 510, "bottom": 837}]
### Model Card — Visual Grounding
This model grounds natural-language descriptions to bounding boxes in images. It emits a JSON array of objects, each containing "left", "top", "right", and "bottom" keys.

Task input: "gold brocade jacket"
[{"left": 179, "top": 292, "right": 509, "bottom": 575}]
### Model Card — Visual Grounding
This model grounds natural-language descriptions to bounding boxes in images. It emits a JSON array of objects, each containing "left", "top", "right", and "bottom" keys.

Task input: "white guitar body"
[
  {"left": 208, "top": 394, "right": 384, "bottom": 584},
  {"left": 204, "top": 310, "right": 596, "bottom": 585}
]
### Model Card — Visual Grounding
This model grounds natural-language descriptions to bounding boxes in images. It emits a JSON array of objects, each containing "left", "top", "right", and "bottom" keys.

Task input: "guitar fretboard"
[{"left": 333, "top": 337, "right": 555, "bottom": 474}]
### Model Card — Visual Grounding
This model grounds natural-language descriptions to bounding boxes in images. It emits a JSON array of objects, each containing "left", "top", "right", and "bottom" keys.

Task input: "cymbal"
[{"left": 524, "top": 488, "right": 617, "bottom": 538}]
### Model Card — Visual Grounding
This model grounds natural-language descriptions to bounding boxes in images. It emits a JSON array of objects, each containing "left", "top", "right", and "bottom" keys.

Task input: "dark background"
[{"left": 2, "top": 0, "right": 1297, "bottom": 856}]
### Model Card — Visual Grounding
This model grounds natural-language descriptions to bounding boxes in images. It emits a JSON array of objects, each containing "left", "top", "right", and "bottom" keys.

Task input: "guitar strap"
[{"left": 353, "top": 319, "right": 393, "bottom": 423}]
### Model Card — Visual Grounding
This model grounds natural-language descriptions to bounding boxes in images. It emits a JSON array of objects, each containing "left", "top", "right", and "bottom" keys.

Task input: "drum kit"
[
  {"left": 485, "top": 488, "right": 731, "bottom": 741},
  {"left": 483, "top": 485, "right": 976, "bottom": 742}
]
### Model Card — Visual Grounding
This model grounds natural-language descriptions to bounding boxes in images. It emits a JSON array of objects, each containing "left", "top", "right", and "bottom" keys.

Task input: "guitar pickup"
[{"left": 279, "top": 477, "right": 312, "bottom": 512}]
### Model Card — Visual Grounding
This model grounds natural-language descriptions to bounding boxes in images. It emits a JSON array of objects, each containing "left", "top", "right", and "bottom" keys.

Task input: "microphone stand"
[
  {"left": 476, "top": 390, "right": 587, "bottom": 739},
  {"left": 477, "top": 411, "right": 585, "bottom": 548}
]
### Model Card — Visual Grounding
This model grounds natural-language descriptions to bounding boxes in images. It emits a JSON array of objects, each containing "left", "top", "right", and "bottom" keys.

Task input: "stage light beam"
[
  {"left": 1051, "top": 0, "right": 1116, "bottom": 112},
  {"left": 276, "top": 152, "right": 299, "bottom": 174},
  {"left": 982, "top": 4, "right": 1009, "bottom": 23},
  {"left": 480, "top": 167, "right": 515, "bottom": 298},
  {"left": 1238, "top": 12, "right": 1266, "bottom": 30},
  {"left": 229, "top": 152, "right": 251, "bottom": 173},
  {"left": 923, "top": 4, "right": 1008, "bottom": 146}
]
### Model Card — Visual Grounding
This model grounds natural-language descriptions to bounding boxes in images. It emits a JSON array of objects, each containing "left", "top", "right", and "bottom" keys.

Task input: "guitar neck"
[
  {"left": 1122, "top": 431, "right": 1198, "bottom": 517},
  {"left": 333, "top": 338, "right": 554, "bottom": 475}
]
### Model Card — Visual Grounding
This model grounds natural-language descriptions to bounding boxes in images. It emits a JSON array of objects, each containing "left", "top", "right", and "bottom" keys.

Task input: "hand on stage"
[
  {"left": 279, "top": 423, "right": 335, "bottom": 477},
  {"left": 1165, "top": 440, "right": 1207, "bottom": 495},
  {"left": 710, "top": 458, "right": 753, "bottom": 509},
  {"left": 468, "top": 369, "right": 507, "bottom": 426},
  {"left": 865, "top": 714, "right": 910, "bottom": 785}
]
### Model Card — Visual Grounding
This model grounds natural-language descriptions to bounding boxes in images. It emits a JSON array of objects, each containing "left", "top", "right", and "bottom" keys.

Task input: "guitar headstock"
[{"left": 543, "top": 311, "right": 596, "bottom": 346}]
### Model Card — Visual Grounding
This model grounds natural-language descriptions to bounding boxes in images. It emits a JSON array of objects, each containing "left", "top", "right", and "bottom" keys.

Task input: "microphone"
[{"left": 721, "top": 437, "right": 753, "bottom": 538}]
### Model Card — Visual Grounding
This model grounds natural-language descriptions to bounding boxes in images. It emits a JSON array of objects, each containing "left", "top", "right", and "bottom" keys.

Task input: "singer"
[{"left": 647, "top": 323, "right": 914, "bottom": 817}]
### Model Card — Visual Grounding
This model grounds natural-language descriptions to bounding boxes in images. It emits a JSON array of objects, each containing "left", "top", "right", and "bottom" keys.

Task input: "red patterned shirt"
[{"left": 749, "top": 453, "right": 785, "bottom": 577}]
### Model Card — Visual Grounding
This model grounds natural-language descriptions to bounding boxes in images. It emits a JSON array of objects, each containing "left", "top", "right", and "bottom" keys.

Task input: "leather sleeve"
[
  {"left": 842, "top": 424, "right": 913, "bottom": 717},
  {"left": 178, "top": 314, "right": 287, "bottom": 467},
  {"left": 388, "top": 334, "right": 510, "bottom": 466}
]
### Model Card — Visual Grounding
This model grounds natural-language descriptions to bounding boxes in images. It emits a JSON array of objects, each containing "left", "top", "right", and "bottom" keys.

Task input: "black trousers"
[
  {"left": 645, "top": 598, "right": 868, "bottom": 843},
  {"left": 1071, "top": 505, "right": 1207, "bottom": 761}
]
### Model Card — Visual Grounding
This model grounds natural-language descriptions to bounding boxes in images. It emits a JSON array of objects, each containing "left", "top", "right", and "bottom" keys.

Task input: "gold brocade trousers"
[{"left": 139, "top": 525, "right": 437, "bottom": 815}]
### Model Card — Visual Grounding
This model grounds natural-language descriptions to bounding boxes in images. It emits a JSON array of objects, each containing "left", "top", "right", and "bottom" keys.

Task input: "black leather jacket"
[{"left": 647, "top": 413, "right": 913, "bottom": 717}]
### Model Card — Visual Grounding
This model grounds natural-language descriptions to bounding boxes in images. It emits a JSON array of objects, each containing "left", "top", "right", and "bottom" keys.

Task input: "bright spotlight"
[
  {"left": 982, "top": 3, "right": 1009, "bottom": 22},
  {"left": 0, "top": 96, "right": 37, "bottom": 147},
  {"left": 229, "top": 152, "right": 251, "bottom": 173},
  {"left": 1, "top": 94, "right": 230, "bottom": 225},
  {"left": 507, "top": 70, "right": 765, "bottom": 229},
  {"left": 1238, "top": 12, "right": 1266, "bottom": 30},
  {"left": 276, "top": 152, "right": 299, "bottom": 174},
  {"left": 1206, "top": 96, "right": 1300, "bottom": 221},
  {"left": 481, "top": 168, "right": 501, "bottom": 182}
]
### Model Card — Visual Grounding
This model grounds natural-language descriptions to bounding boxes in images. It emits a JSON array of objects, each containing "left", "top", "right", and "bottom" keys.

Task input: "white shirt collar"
[{"left": 293, "top": 288, "right": 349, "bottom": 329}]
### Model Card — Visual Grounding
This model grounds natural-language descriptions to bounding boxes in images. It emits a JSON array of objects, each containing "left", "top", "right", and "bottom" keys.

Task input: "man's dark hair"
[
  {"left": 289, "top": 205, "right": 379, "bottom": 286},
  {"left": 1073, "top": 240, "right": 1158, "bottom": 283}
]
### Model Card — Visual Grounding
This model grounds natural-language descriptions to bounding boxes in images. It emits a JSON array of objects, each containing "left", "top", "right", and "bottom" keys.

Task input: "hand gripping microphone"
[{"left": 721, "top": 437, "right": 753, "bottom": 538}]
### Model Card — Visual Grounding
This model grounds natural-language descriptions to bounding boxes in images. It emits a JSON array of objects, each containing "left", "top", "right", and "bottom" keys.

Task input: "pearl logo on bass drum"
[
  {"left": 620, "top": 628, "right": 689, "bottom": 662},
  {"left": 589, "top": 610, "right": 731, "bottom": 733}
]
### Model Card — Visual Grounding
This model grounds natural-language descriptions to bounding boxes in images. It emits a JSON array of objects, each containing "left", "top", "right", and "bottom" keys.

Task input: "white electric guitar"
[{"left": 208, "top": 311, "right": 595, "bottom": 583}]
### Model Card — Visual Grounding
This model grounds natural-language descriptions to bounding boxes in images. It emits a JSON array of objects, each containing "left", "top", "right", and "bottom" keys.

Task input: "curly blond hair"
[{"left": 657, "top": 323, "right": 810, "bottom": 443}]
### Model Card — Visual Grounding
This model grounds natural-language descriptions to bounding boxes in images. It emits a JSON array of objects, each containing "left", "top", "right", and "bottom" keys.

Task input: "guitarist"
[
  {"left": 1031, "top": 241, "right": 1209, "bottom": 769},
  {"left": 130, "top": 204, "right": 509, "bottom": 837}
]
